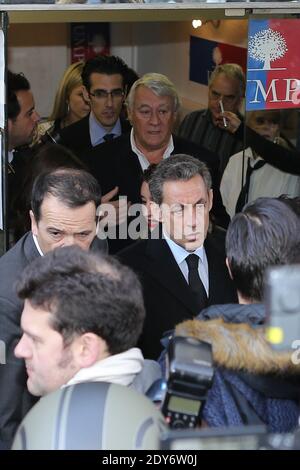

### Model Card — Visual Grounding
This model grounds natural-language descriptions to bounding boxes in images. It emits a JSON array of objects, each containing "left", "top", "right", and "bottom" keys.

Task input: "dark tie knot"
[
  {"left": 186, "top": 254, "right": 199, "bottom": 270},
  {"left": 103, "top": 133, "right": 115, "bottom": 142}
]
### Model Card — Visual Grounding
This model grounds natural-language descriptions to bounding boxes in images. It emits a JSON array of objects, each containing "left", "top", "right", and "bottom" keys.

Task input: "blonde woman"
[{"left": 36, "top": 61, "right": 90, "bottom": 143}]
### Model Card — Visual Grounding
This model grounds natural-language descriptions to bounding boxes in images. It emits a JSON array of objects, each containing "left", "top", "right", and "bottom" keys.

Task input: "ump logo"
[
  {"left": 248, "top": 28, "right": 288, "bottom": 72},
  {"left": 246, "top": 19, "right": 300, "bottom": 111}
]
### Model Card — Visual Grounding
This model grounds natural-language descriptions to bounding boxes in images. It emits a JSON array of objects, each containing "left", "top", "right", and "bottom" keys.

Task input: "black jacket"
[
  {"left": 119, "top": 229, "right": 238, "bottom": 359},
  {"left": 177, "top": 304, "right": 300, "bottom": 432},
  {"left": 89, "top": 133, "right": 230, "bottom": 252},
  {"left": 59, "top": 114, "right": 131, "bottom": 169}
]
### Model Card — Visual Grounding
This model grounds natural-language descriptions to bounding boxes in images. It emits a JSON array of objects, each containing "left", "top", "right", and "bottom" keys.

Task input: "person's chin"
[
  {"left": 183, "top": 236, "right": 204, "bottom": 251},
  {"left": 27, "top": 379, "right": 40, "bottom": 397}
]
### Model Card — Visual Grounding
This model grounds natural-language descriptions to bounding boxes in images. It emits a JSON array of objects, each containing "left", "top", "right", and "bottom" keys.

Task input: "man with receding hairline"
[{"left": 0, "top": 168, "right": 106, "bottom": 449}]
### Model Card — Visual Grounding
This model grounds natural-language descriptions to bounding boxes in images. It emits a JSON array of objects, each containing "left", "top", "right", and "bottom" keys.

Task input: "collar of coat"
[{"left": 175, "top": 317, "right": 299, "bottom": 376}]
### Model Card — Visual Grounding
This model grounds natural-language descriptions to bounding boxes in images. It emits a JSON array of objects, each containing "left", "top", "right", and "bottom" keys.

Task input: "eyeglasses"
[{"left": 89, "top": 89, "right": 125, "bottom": 100}]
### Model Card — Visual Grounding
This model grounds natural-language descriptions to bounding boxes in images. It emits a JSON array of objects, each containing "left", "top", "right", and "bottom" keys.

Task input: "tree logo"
[{"left": 248, "top": 28, "right": 288, "bottom": 71}]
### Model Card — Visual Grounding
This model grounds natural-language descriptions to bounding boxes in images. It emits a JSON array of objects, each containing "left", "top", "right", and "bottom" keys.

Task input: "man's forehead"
[
  {"left": 162, "top": 176, "right": 208, "bottom": 201},
  {"left": 16, "top": 89, "right": 34, "bottom": 113},
  {"left": 134, "top": 86, "right": 173, "bottom": 105},
  {"left": 40, "top": 195, "right": 96, "bottom": 221},
  {"left": 90, "top": 72, "right": 123, "bottom": 87},
  {"left": 210, "top": 74, "right": 240, "bottom": 93},
  {"left": 22, "top": 300, "right": 51, "bottom": 327}
]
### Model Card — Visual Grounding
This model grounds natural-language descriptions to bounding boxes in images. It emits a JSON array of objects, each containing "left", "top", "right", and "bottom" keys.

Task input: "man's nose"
[
  {"left": 184, "top": 206, "right": 195, "bottom": 226},
  {"left": 61, "top": 235, "right": 75, "bottom": 247},
  {"left": 106, "top": 93, "right": 113, "bottom": 106},
  {"left": 33, "top": 111, "right": 40, "bottom": 123},
  {"left": 149, "top": 110, "right": 160, "bottom": 125},
  {"left": 14, "top": 335, "right": 30, "bottom": 359}
]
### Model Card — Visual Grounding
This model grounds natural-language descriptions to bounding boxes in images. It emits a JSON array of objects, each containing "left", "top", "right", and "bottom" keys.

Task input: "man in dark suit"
[
  {"left": 59, "top": 55, "right": 131, "bottom": 167},
  {"left": 7, "top": 70, "right": 40, "bottom": 243},
  {"left": 89, "top": 73, "right": 229, "bottom": 253},
  {"left": 119, "top": 155, "right": 237, "bottom": 359},
  {"left": 0, "top": 168, "right": 107, "bottom": 449}
]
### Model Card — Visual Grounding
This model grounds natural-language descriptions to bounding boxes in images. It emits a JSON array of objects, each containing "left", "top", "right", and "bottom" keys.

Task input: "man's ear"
[
  {"left": 226, "top": 257, "right": 233, "bottom": 280},
  {"left": 150, "top": 201, "right": 162, "bottom": 223},
  {"left": 208, "top": 189, "right": 213, "bottom": 212},
  {"left": 30, "top": 210, "right": 38, "bottom": 237},
  {"left": 82, "top": 86, "right": 91, "bottom": 105},
  {"left": 75, "top": 333, "right": 108, "bottom": 369}
]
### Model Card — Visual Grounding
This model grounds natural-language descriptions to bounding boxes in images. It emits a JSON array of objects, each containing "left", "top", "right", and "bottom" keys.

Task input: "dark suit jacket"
[
  {"left": 119, "top": 230, "right": 238, "bottom": 360},
  {"left": 59, "top": 114, "right": 131, "bottom": 169},
  {"left": 0, "top": 232, "right": 107, "bottom": 449},
  {"left": 89, "top": 133, "right": 229, "bottom": 252},
  {"left": 0, "top": 233, "right": 39, "bottom": 449}
]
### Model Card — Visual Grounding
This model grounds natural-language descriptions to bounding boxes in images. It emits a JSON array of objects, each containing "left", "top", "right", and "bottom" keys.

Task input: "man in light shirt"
[
  {"left": 59, "top": 55, "right": 131, "bottom": 166},
  {"left": 119, "top": 155, "right": 237, "bottom": 359},
  {"left": 0, "top": 168, "right": 106, "bottom": 449}
]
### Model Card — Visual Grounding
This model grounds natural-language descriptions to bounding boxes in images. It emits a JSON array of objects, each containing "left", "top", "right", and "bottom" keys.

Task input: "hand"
[
  {"left": 99, "top": 187, "right": 130, "bottom": 227},
  {"left": 219, "top": 111, "right": 242, "bottom": 134}
]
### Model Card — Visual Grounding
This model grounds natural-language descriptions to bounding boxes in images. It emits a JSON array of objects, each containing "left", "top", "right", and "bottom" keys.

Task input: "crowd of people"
[{"left": 2, "top": 55, "right": 300, "bottom": 449}]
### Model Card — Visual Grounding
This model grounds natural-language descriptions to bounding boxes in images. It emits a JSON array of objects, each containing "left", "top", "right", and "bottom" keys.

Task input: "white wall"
[
  {"left": 8, "top": 19, "right": 247, "bottom": 118},
  {"left": 8, "top": 23, "right": 69, "bottom": 118}
]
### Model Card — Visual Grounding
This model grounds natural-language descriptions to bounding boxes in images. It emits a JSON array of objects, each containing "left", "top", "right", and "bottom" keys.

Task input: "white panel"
[{"left": 8, "top": 23, "right": 69, "bottom": 118}]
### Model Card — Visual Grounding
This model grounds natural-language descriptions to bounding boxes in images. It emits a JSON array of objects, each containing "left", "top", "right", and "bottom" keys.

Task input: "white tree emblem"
[{"left": 248, "top": 28, "right": 288, "bottom": 71}]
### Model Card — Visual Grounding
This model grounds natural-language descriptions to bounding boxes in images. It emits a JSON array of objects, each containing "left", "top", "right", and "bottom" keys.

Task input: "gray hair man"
[
  {"left": 178, "top": 63, "right": 246, "bottom": 175},
  {"left": 119, "top": 154, "right": 237, "bottom": 359}
]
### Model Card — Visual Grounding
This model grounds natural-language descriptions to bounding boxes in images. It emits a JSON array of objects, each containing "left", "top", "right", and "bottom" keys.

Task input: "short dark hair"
[
  {"left": 7, "top": 70, "right": 30, "bottom": 120},
  {"left": 149, "top": 154, "right": 212, "bottom": 205},
  {"left": 82, "top": 55, "right": 129, "bottom": 91},
  {"left": 278, "top": 194, "right": 300, "bottom": 217},
  {"left": 226, "top": 197, "right": 300, "bottom": 302},
  {"left": 31, "top": 168, "right": 101, "bottom": 223},
  {"left": 17, "top": 246, "right": 145, "bottom": 355},
  {"left": 142, "top": 164, "right": 157, "bottom": 184}
]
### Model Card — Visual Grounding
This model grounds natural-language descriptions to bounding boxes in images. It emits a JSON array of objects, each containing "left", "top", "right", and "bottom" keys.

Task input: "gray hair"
[
  {"left": 126, "top": 72, "right": 180, "bottom": 112},
  {"left": 149, "top": 154, "right": 212, "bottom": 205},
  {"left": 209, "top": 63, "right": 245, "bottom": 97}
]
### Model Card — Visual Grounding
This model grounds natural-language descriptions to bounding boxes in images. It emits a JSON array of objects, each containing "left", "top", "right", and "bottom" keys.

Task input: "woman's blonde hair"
[{"left": 49, "top": 61, "right": 85, "bottom": 121}]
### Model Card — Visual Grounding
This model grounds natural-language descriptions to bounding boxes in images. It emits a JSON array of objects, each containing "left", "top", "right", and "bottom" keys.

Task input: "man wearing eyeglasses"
[
  {"left": 177, "top": 63, "right": 245, "bottom": 177},
  {"left": 59, "top": 55, "right": 131, "bottom": 167}
]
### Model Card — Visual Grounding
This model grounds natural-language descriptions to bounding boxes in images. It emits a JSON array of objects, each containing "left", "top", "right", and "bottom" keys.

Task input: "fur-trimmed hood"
[{"left": 175, "top": 317, "right": 300, "bottom": 376}]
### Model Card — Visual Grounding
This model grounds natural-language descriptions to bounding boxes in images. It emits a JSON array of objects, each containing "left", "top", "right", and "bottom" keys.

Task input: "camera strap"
[{"left": 224, "top": 378, "right": 263, "bottom": 426}]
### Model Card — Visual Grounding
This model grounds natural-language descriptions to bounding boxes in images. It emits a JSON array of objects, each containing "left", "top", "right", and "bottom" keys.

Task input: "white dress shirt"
[
  {"left": 221, "top": 147, "right": 300, "bottom": 219},
  {"left": 32, "top": 234, "right": 44, "bottom": 256},
  {"left": 130, "top": 129, "right": 174, "bottom": 170}
]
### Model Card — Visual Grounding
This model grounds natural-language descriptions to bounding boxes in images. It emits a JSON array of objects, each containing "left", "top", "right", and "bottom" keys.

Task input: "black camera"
[
  {"left": 265, "top": 264, "right": 300, "bottom": 351},
  {"left": 161, "top": 336, "right": 214, "bottom": 429}
]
